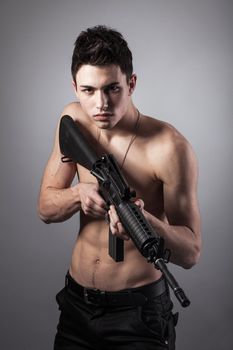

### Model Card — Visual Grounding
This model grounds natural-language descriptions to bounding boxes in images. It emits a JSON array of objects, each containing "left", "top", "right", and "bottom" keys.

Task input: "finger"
[
  {"left": 83, "top": 199, "right": 107, "bottom": 217},
  {"left": 90, "top": 205, "right": 107, "bottom": 216},
  {"left": 116, "top": 222, "right": 130, "bottom": 240},
  {"left": 134, "top": 198, "right": 145, "bottom": 211},
  {"left": 110, "top": 223, "right": 130, "bottom": 241},
  {"left": 108, "top": 205, "right": 120, "bottom": 225},
  {"left": 88, "top": 185, "right": 106, "bottom": 209},
  {"left": 92, "top": 195, "right": 106, "bottom": 209},
  {"left": 108, "top": 209, "right": 130, "bottom": 241},
  {"left": 108, "top": 212, "right": 120, "bottom": 231}
]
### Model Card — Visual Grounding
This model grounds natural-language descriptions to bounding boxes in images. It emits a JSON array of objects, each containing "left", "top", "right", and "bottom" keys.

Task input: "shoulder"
[
  {"left": 139, "top": 114, "right": 186, "bottom": 151},
  {"left": 140, "top": 114, "right": 197, "bottom": 182},
  {"left": 52, "top": 102, "right": 85, "bottom": 147},
  {"left": 61, "top": 101, "right": 83, "bottom": 121}
]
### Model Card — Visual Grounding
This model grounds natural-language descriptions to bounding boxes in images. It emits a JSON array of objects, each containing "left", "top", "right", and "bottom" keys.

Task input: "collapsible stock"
[{"left": 59, "top": 115, "right": 98, "bottom": 169}]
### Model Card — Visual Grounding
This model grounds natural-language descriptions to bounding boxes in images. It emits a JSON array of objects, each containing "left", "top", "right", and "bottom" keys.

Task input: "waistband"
[{"left": 65, "top": 271, "right": 168, "bottom": 307}]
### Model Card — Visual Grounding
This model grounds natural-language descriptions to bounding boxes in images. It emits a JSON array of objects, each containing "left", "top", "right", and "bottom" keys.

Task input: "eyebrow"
[{"left": 79, "top": 82, "right": 120, "bottom": 89}]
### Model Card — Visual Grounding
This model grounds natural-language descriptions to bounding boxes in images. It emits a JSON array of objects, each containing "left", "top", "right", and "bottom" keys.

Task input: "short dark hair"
[{"left": 71, "top": 25, "right": 133, "bottom": 83}]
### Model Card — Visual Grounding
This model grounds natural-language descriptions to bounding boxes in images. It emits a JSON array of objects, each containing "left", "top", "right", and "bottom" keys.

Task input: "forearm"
[
  {"left": 38, "top": 184, "right": 81, "bottom": 223},
  {"left": 144, "top": 211, "right": 201, "bottom": 269}
]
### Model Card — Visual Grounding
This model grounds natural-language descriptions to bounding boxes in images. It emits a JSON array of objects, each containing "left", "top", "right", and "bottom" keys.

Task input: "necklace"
[{"left": 97, "top": 109, "right": 141, "bottom": 170}]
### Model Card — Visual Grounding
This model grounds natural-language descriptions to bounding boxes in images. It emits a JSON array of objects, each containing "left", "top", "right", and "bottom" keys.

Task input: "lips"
[{"left": 94, "top": 113, "right": 113, "bottom": 121}]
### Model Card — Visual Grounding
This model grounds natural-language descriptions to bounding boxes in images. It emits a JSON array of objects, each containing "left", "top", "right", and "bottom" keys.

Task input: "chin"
[
  {"left": 98, "top": 123, "right": 113, "bottom": 130},
  {"left": 96, "top": 120, "right": 115, "bottom": 130}
]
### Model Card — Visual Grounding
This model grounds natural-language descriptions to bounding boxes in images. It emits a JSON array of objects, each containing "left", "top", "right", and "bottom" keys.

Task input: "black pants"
[{"left": 54, "top": 272, "right": 178, "bottom": 350}]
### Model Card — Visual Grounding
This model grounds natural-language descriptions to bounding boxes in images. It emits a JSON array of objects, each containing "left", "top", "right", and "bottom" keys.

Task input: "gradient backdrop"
[{"left": 1, "top": 0, "right": 233, "bottom": 349}]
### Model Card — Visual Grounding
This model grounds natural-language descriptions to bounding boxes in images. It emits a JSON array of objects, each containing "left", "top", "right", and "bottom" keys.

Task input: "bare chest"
[{"left": 76, "top": 141, "right": 164, "bottom": 216}]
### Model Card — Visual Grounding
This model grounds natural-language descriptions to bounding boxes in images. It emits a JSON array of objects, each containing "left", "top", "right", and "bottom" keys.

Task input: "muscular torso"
[{"left": 69, "top": 108, "right": 167, "bottom": 291}]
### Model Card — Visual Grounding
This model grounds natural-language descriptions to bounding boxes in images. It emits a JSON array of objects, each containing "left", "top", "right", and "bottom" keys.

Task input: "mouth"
[{"left": 94, "top": 113, "right": 113, "bottom": 121}]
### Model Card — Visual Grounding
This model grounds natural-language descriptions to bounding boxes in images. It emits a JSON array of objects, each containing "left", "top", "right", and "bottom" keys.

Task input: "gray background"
[{"left": 1, "top": 0, "right": 232, "bottom": 349}]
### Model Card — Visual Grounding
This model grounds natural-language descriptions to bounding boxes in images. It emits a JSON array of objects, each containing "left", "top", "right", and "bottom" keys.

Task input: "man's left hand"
[{"left": 108, "top": 199, "right": 145, "bottom": 240}]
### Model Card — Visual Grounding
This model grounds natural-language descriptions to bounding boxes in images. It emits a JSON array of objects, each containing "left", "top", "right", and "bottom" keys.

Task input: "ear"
[{"left": 128, "top": 74, "right": 137, "bottom": 95}]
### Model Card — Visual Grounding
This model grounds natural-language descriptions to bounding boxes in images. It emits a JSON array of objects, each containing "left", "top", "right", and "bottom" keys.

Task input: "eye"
[
  {"left": 81, "top": 87, "right": 94, "bottom": 94},
  {"left": 108, "top": 85, "right": 121, "bottom": 93}
]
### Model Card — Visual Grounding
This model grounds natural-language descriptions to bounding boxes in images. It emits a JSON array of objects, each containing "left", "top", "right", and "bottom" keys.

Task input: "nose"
[{"left": 96, "top": 90, "right": 109, "bottom": 110}]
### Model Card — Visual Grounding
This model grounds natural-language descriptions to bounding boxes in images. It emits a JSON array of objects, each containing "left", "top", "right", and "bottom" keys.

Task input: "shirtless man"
[{"left": 38, "top": 26, "right": 201, "bottom": 350}]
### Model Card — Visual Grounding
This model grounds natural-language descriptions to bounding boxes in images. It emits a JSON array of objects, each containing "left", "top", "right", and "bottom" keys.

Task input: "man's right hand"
[{"left": 77, "top": 182, "right": 107, "bottom": 218}]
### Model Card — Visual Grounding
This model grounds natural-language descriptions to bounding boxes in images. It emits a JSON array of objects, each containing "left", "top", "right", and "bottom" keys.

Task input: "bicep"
[
  {"left": 164, "top": 182, "right": 200, "bottom": 234},
  {"left": 40, "top": 152, "right": 77, "bottom": 191},
  {"left": 40, "top": 117, "right": 77, "bottom": 192},
  {"left": 162, "top": 141, "right": 200, "bottom": 234}
]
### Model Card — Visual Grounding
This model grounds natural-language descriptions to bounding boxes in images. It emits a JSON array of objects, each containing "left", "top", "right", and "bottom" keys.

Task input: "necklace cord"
[
  {"left": 96, "top": 109, "right": 141, "bottom": 170},
  {"left": 120, "top": 109, "right": 140, "bottom": 170}
]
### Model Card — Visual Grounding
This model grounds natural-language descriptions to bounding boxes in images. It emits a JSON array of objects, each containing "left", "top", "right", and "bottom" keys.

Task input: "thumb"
[{"left": 134, "top": 198, "right": 145, "bottom": 211}]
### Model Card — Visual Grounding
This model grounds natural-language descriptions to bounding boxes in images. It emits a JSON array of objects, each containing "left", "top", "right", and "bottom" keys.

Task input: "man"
[{"left": 38, "top": 25, "right": 201, "bottom": 350}]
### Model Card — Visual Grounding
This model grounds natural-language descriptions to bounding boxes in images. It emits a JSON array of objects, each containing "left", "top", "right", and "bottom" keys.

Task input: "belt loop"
[{"left": 84, "top": 288, "right": 91, "bottom": 304}]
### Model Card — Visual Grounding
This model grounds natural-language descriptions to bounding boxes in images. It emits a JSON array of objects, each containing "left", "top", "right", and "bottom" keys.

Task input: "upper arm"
[
  {"left": 39, "top": 106, "right": 78, "bottom": 194},
  {"left": 158, "top": 131, "right": 201, "bottom": 237}
]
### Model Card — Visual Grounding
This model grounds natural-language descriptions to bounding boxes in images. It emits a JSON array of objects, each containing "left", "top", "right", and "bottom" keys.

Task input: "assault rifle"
[{"left": 59, "top": 115, "right": 190, "bottom": 307}]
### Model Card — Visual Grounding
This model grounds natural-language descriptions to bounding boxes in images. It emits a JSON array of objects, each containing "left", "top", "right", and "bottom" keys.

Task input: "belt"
[{"left": 65, "top": 272, "right": 167, "bottom": 307}]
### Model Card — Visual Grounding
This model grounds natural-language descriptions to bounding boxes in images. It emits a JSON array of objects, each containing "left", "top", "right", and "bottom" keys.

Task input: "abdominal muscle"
[{"left": 69, "top": 216, "right": 162, "bottom": 291}]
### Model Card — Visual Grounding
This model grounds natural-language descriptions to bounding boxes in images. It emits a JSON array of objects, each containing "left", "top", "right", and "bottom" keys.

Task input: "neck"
[{"left": 99, "top": 104, "right": 139, "bottom": 141}]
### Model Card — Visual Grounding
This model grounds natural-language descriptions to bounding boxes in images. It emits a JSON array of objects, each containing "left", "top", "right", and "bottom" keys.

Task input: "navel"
[{"left": 91, "top": 257, "right": 101, "bottom": 287}]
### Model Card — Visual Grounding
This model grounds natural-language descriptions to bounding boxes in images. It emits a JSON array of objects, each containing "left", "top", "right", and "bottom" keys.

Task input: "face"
[{"left": 73, "top": 64, "right": 136, "bottom": 129}]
